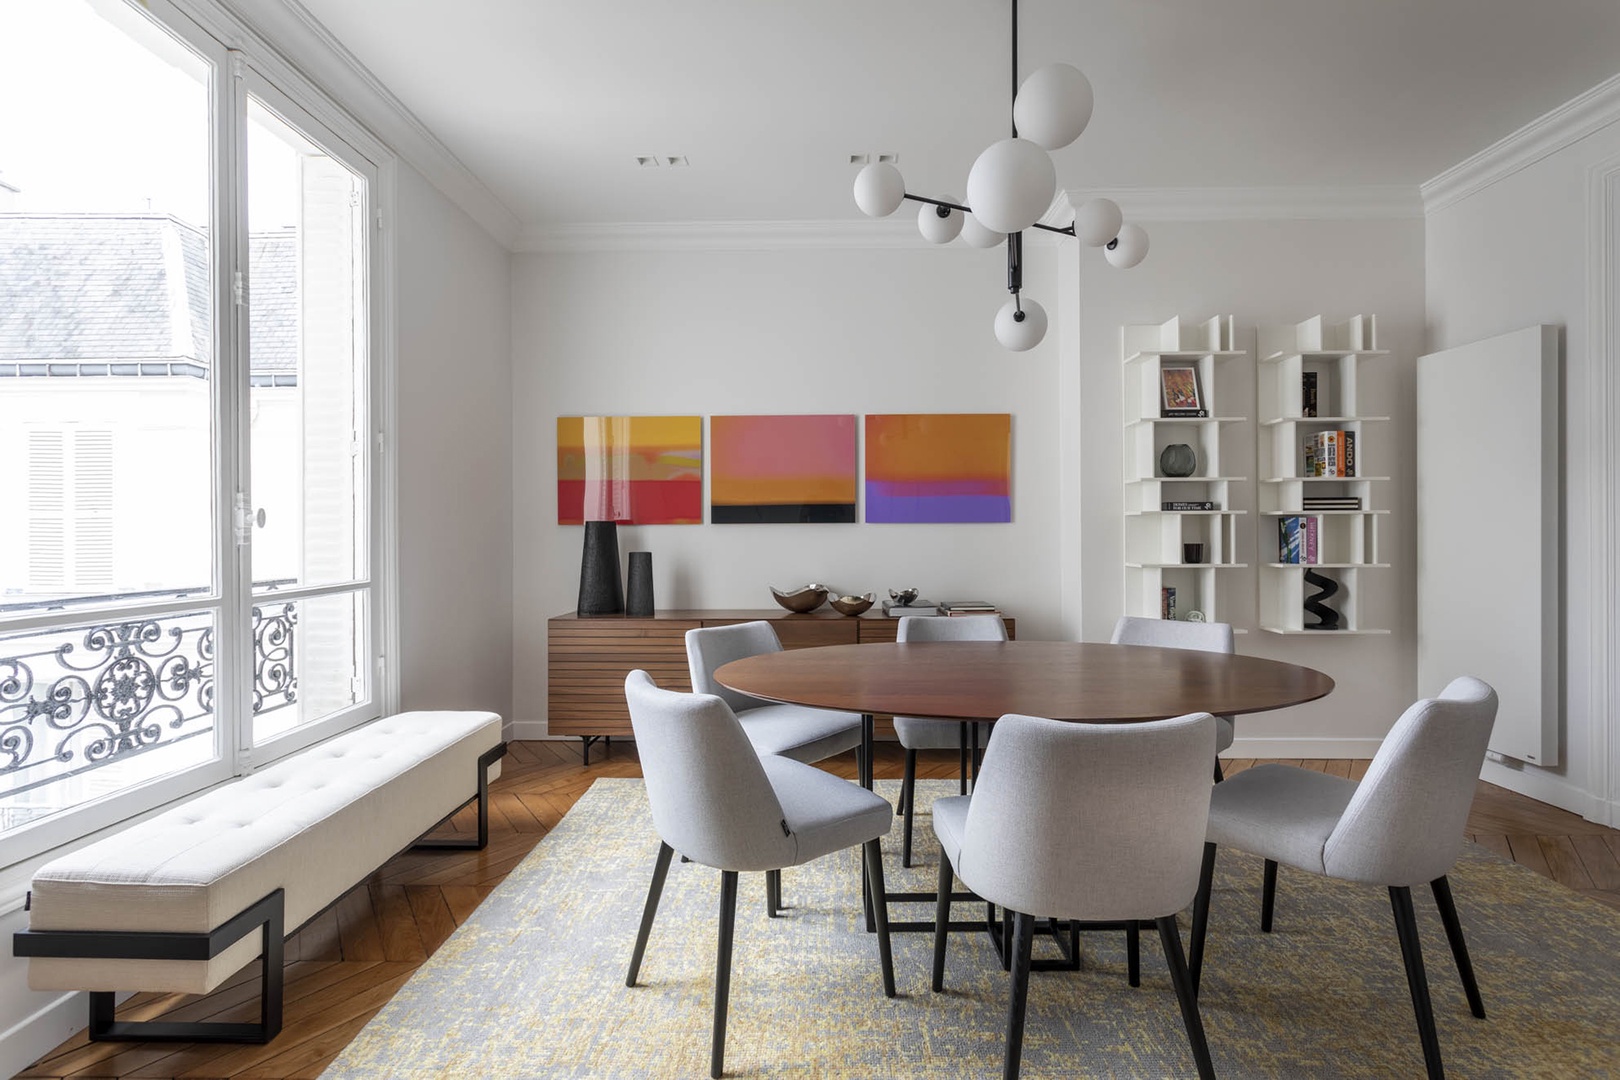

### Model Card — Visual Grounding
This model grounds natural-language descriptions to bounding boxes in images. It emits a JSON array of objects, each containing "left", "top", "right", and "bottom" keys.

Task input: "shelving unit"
[
  {"left": 1256, "top": 315, "right": 1390, "bottom": 634},
  {"left": 1122, "top": 315, "right": 1248, "bottom": 628}
]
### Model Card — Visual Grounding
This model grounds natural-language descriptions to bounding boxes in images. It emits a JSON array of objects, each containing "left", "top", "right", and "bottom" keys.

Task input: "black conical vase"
[{"left": 577, "top": 521, "right": 624, "bottom": 616}]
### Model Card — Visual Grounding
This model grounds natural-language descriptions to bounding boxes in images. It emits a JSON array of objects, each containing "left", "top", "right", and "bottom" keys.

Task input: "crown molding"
[
  {"left": 208, "top": 0, "right": 522, "bottom": 248},
  {"left": 1060, "top": 186, "right": 1422, "bottom": 221},
  {"left": 1422, "top": 71, "right": 1620, "bottom": 216}
]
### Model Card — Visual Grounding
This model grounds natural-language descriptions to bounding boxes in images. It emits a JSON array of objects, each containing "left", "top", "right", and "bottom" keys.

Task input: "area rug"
[{"left": 325, "top": 778, "right": 1620, "bottom": 1078}]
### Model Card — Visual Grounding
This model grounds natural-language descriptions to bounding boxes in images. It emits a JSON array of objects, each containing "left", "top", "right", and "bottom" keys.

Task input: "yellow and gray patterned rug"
[{"left": 325, "top": 778, "right": 1620, "bottom": 1078}]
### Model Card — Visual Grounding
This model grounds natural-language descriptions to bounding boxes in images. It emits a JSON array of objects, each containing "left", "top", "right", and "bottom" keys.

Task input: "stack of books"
[
  {"left": 937, "top": 600, "right": 1001, "bottom": 617},
  {"left": 1302, "top": 430, "right": 1357, "bottom": 477},
  {"left": 1160, "top": 586, "right": 1177, "bottom": 620},
  {"left": 881, "top": 599, "right": 938, "bottom": 617},
  {"left": 1277, "top": 516, "right": 1321, "bottom": 564},
  {"left": 1303, "top": 495, "right": 1361, "bottom": 512},
  {"left": 1161, "top": 500, "right": 1216, "bottom": 511}
]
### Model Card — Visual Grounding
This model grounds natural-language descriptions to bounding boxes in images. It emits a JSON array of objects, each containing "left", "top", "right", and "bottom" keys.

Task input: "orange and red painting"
[
  {"left": 864, "top": 413, "right": 1011, "bottom": 523},
  {"left": 710, "top": 414, "right": 857, "bottom": 524},
  {"left": 557, "top": 416, "right": 702, "bottom": 525}
]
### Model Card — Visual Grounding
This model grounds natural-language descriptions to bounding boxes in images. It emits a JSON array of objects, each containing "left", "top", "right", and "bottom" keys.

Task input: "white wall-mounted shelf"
[
  {"left": 1121, "top": 316, "right": 1249, "bottom": 630},
  {"left": 1256, "top": 315, "right": 1391, "bottom": 635}
]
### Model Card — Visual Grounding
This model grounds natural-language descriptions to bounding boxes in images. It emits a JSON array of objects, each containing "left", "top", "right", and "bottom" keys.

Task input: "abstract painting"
[
  {"left": 710, "top": 414, "right": 857, "bottom": 524},
  {"left": 557, "top": 416, "right": 702, "bottom": 525},
  {"left": 864, "top": 413, "right": 1011, "bottom": 523}
]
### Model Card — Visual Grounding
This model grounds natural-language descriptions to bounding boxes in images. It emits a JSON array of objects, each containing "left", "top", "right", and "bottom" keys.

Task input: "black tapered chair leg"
[
  {"left": 864, "top": 839, "right": 896, "bottom": 997},
  {"left": 1214, "top": 758, "right": 1225, "bottom": 783},
  {"left": 958, "top": 725, "right": 969, "bottom": 795},
  {"left": 1157, "top": 915, "right": 1217, "bottom": 1080},
  {"left": 1003, "top": 911, "right": 1036, "bottom": 1080},
  {"left": 765, "top": 868, "right": 781, "bottom": 918},
  {"left": 1390, "top": 885, "right": 1446, "bottom": 1080},
  {"left": 1189, "top": 842, "right": 1217, "bottom": 994},
  {"left": 626, "top": 842, "right": 674, "bottom": 987},
  {"left": 711, "top": 871, "right": 740, "bottom": 1080},
  {"left": 1127, "top": 920, "right": 1141, "bottom": 987},
  {"left": 1261, "top": 859, "right": 1278, "bottom": 932},
  {"left": 932, "top": 855, "right": 954, "bottom": 992},
  {"left": 1430, "top": 876, "right": 1486, "bottom": 1019},
  {"left": 901, "top": 749, "right": 918, "bottom": 868}
]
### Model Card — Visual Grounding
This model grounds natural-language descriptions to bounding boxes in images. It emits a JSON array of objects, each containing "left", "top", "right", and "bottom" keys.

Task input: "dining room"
[{"left": 4, "top": 0, "right": 1620, "bottom": 1077}]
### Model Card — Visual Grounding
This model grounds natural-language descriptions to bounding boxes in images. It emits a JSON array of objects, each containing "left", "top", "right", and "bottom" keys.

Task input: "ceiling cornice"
[
  {"left": 1422, "top": 71, "right": 1620, "bottom": 216},
  {"left": 1060, "top": 186, "right": 1422, "bottom": 221},
  {"left": 213, "top": 0, "right": 523, "bottom": 248}
]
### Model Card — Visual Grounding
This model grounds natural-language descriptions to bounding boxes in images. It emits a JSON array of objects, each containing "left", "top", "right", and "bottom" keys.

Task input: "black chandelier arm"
[{"left": 898, "top": 193, "right": 1077, "bottom": 237}]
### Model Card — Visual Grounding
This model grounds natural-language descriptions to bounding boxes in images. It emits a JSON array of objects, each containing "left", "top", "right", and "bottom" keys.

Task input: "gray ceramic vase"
[{"left": 1159, "top": 443, "right": 1197, "bottom": 477}]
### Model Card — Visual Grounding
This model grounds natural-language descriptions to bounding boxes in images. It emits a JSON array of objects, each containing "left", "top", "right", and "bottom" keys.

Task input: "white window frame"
[{"left": 0, "top": 0, "right": 399, "bottom": 873}]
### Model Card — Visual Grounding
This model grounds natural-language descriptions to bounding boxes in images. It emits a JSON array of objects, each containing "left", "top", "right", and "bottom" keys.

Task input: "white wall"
[
  {"left": 1426, "top": 117, "right": 1620, "bottom": 823},
  {"left": 394, "top": 165, "right": 515, "bottom": 723},
  {"left": 1074, "top": 218, "right": 1427, "bottom": 754},
  {"left": 510, "top": 217, "right": 1426, "bottom": 749},
  {"left": 511, "top": 241, "right": 1063, "bottom": 734}
]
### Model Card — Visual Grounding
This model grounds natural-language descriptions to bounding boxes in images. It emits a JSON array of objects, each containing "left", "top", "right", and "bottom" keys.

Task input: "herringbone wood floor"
[{"left": 20, "top": 742, "right": 1620, "bottom": 1079}]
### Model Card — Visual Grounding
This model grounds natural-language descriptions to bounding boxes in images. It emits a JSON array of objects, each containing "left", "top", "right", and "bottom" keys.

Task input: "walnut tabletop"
[{"left": 715, "top": 641, "right": 1334, "bottom": 723}]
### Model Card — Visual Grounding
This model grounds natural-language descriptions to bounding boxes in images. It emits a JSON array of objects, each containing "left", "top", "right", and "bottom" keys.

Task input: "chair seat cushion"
[
  {"left": 760, "top": 757, "right": 892, "bottom": 865},
  {"left": 931, "top": 794, "right": 971, "bottom": 868},
  {"left": 739, "top": 703, "right": 862, "bottom": 763},
  {"left": 892, "top": 716, "right": 986, "bottom": 750},
  {"left": 1208, "top": 764, "right": 1357, "bottom": 875}
]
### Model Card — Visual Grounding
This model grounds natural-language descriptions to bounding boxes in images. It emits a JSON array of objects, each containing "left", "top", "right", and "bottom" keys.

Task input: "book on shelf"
[
  {"left": 1162, "top": 500, "right": 1216, "bottom": 511},
  {"left": 1304, "top": 515, "right": 1319, "bottom": 564},
  {"left": 1304, "top": 430, "right": 1357, "bottom": 477},
  {"left": 881, "top": 600, "right": 938, "bottom": 617},
  {"left": 1278, "top": 516, "right": 1302, "bottom": 563},
  {"left": 1302, "top": 370, "right": 1318, "bottom": 417},
  {"left": 1160, "top": 586, "right": 1177, "bottom": 621},
  {"left": 1303, "top": 497, "right": 1362, "bottom": 511}
]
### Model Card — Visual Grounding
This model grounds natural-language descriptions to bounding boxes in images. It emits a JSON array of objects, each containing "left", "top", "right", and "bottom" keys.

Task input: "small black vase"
[
  {"left": 577, "top": 521, "right": 624, "bottom": 616},
  {"left": 626, "top": 551, "right": 655, "bottom": 617}
]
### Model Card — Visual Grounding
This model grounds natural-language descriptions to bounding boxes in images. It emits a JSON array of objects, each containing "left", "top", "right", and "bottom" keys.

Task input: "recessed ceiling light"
[
  {"left": 665, "top": 155, "right": 690, "bottom": 167},
  {"left": 635, "top": 155, "right": 659, "bottom": 168},
  {"left": 877, "top": 152, "right": 899, "bottom": 164},
  {"left": 849, "top": 153, "right": 870, "bottom": 165}
]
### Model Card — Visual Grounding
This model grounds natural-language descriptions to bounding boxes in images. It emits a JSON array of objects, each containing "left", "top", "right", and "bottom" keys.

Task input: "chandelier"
[{"left": 850, "top": 0, "right": 1148, "bottom": 351}]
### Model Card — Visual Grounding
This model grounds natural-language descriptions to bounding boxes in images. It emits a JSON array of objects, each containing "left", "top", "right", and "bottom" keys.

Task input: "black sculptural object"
[
  {"left": 577, "top": 521, "right": 624, "bottom": 616},
  {"left": 1303, "top": 569, "right": 1341, "bottom": 630},
  {"left": 625, "top": 551, "right": 655, "bottom": 617}
]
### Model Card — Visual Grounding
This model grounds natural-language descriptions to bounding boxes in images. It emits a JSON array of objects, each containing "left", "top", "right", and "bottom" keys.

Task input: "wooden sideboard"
[{"left": 548, "top": 608, "right": 1016, "bottom": 759}]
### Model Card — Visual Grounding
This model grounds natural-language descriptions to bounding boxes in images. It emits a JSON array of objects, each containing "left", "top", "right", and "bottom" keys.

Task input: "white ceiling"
[{"left": 294, "top": 0, "right": 1620, "bottom": 228}]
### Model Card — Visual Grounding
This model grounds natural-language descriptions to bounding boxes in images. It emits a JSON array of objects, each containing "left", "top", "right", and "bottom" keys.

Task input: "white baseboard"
[
  {"left": 1223, "top": 736, "right": 1384, "bottom": 759},
  {"left": 508, "top": 719, "right": 551, "bottom": 741},
  {"left": 1, "top": 990, "right": 85, "bottom": 1080},
  {"left": 1479, "top": 758, "right": 1607, "bottom": 823}
]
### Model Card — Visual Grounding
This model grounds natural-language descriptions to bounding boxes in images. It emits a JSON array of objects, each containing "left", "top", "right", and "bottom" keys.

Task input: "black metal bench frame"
[{"left": 12, "top": 740, "right": 507, "bottom": 1045}]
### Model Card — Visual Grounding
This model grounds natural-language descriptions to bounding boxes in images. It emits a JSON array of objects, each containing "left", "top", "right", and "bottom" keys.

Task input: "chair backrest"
[
  {"left": 897, "top": 614, "right": 1008, "bottom": 643},
  {"left": 957, "top": 712, "right": 1215, "bottom": 921},
  {"left": 623, "top": 670, "right": 795, "bottom": 871},
  {"left": 1110, "top": 614, "right": 1234, "bottom": 655},
  {"left": 1324, "top": 676, "right": 1498, "bottom": 886},
  {"left": 685, "top": 621, "right": 782, "bottom": 714}
]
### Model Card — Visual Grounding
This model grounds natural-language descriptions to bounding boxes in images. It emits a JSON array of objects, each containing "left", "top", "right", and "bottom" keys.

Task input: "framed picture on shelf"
[{"left": 1159, "top": 365, "right": 1207, "bottom": 417}]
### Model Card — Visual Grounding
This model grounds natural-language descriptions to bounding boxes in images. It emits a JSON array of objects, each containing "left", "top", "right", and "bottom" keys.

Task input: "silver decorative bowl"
[
  {"left": 770, "top": 584, "right": 829, "bottom": 613},
  {"left": 829, "top": 593, "right": 875, "bottom": 616}
]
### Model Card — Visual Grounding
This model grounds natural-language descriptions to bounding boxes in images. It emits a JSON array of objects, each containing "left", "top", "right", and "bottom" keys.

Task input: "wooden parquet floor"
[{"left": 20, "top": 743, "right": 1620, "bottom": 1079}]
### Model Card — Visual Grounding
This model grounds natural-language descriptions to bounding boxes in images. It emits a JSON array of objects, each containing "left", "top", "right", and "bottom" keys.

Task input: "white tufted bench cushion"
[{"left": 24, "top": 710, "right": 502, "bottom": 996}]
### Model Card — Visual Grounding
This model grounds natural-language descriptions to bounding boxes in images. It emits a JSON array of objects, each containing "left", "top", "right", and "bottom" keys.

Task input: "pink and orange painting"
[
  {"left": 864, "top": 413, "right": 1011, "bottom": 523},
  {"left": 710, "top": 415, "right": 857, "bottom": 524},
  {"left": 557, "top": 416, "right": 702, "bottom": 525}
]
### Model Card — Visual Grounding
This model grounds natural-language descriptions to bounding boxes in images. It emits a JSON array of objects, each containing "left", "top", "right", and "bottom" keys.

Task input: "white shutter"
[
  {"left": 27, "top": 431, "right": 66, "bottom": 589},
  {"left": 73, "top": 430, "right": 115, "bottom": 589},
  {"left": 24, "top": 428, "right": 116, "bottom": 592}
]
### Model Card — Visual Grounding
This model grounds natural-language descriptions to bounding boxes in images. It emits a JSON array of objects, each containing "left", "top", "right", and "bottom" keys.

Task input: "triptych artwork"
[{"left": 556, "top": 413, "right": 1011, "bottom": 525}]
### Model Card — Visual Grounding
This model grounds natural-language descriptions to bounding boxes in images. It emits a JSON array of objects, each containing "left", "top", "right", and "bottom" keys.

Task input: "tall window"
[{"left": 0, "top": 0, "right": 385, "bottom": 862}]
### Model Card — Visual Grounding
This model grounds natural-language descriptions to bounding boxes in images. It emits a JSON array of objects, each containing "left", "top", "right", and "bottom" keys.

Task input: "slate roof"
[{"left": 0, "top": 213, "right": 294, "bottom": 374}]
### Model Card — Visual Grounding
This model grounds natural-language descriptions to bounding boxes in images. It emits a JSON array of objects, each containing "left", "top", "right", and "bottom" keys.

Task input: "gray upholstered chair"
[
  {"left": 1111, "top": 615, "right": 1236, "bottom": 781},
  {"left": 1188, "top": 676, "right": 1498, "bottom": 1080},
  {"left": 892, "top": 614, "right": 1008, "bottom": 867},
  {"left": 622, "top": 670, "right": 895, "bottom": 1080},
  {"left": 931, "top": 712, "right": 1218, "bottom": 1080}
]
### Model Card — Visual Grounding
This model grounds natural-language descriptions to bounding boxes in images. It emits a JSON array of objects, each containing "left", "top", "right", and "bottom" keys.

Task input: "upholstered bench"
[{"left": 13, "top": 710, "right": 505, "bottom": 1044}]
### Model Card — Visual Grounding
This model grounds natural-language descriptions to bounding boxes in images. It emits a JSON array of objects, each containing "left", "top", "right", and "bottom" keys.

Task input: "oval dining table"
[{"left": 715, "top": 639, "right": 1335, "bottom": 952}]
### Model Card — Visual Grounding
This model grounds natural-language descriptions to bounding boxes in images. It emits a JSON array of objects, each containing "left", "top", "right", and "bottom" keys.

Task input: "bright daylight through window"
[{"left": 0, "top": 0, "right": 381, "bottom": 863}]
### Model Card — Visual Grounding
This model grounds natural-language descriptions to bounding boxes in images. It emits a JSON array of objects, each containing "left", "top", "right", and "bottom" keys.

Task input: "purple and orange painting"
[
  {"left": 864, "top": 413, "right": 1012, "bottom": 523},
  {"left": 557, "top": 416, "right": 702, "bottom": 525},
  {"left": 710, "top": 415, "right": 857, "bottom": 524}
]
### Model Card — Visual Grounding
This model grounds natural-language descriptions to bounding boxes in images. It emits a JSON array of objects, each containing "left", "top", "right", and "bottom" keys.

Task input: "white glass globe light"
[
  {"left": 994, "top": 297, "right": 1048, "bottom": 352},
  {"left": 1105, "top": 222, "right": 1150, "bottom": 269},
  {"left": 960, "top": 212, "right": 1005, "bottom": 249},
  {"left": 917, "top": 198, "right": 963, "bottom": 244},
  {"left": 1012, "top": 63, "right": 1094, "bottom": 151},
  {"left": 853, "top": 162, "right": 905, "bottom": 217},
  {"left": 1073, "top": 198, "right": 1123, "bottom": 247},
  {"left": 965, "top": 138, "right": 1057, "bottom": 235}
]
